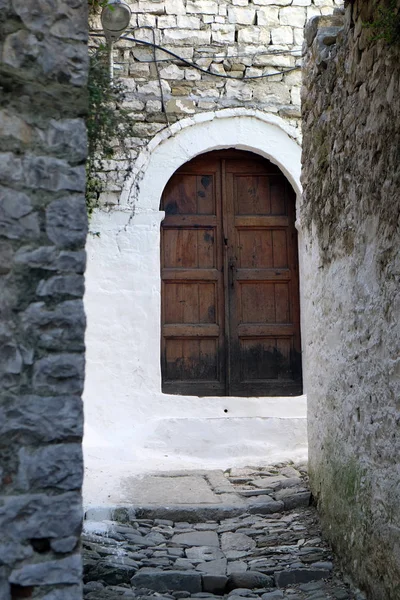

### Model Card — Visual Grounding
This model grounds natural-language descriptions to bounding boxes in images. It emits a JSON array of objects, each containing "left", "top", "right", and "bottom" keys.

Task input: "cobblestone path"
[{"left": 83, "top": 463, "right": 367, "bottom": 600}]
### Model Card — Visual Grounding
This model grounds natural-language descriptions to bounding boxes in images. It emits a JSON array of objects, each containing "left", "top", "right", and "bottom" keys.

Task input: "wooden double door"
[{"left": 160, "top": 150, "right": 302, "bottom": 397}]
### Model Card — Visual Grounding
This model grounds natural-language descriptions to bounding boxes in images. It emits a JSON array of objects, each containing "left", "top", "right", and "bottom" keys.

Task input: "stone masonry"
[
  {"left": 89, "top": 0, "right": 342, "bottom": 207},
  {"left": 0, "top": 1, "right": 88, "bottom": 599},
  {"left": 302, "top": 1, "right": 400, "bottom": 599}
]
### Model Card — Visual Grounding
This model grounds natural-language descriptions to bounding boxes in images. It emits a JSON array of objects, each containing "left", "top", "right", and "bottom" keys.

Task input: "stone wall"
[
  {"left": 90, "top": 0, "right": 341, "bottom": 207},
  {"left": 0, "top": 1, "right": 88, "bottom": 598},
  {"left": 302, "top": 2, "right": 400, "bottom": 598}
]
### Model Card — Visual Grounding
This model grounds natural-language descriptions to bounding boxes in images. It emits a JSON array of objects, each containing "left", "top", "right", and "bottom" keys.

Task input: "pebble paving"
[{"left": 83, "top": 463, "right": 367, "bottom": 600}]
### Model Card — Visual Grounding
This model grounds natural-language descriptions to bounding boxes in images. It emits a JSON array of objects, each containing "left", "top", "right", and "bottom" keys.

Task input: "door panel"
[
  {"left": 161, "top": 157, "right": 225, "bottom": 396},
  {"left": 161, "top": 150, "right": 302, "bottom": 397}
]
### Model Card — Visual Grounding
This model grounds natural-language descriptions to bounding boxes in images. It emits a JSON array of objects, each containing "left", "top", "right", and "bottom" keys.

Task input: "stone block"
[
  {"left": 158, "top": 14, "right": 177, "bottom": 27},
  {"left": 0, "top": 492, "right": 83, "bottom": 540},
  {"left": 253, "top": 0, "right": 290, "bottom": 4},
  {"left": 279, "top": 6, "right": 306, "bottom": 28},
  {"left": 15, "top": 247, "right": 86, "bottom": 273},
  {"left": 172, "top": 531, "right": 219, "bottom": 547},
  {"left": 256, "top": 7, "right": 279, "bottom": 26},
  {"left": 41, "top": 588, "right": 83, "bottom": 600},
  {"left": 166, "top": 99, "right": 196, "bottom": 114},
  {"left": 138, "top": 0, "right": 165, "bottom": 14},
  {"left": 248, "top": 500, "right": 284, "bottom": 514},
  {"left": 24, "top": 155, "right": 86, "bottom": 192},
  {"left": 227, "top": 571, "right": 274, "bottom": 590},
  {"left": 177, "top": 15, "right": 201, "bottom": 28},
  {"left": 186, "top": 546, "right": 224, "bottom": 561},
  {"left": 225, "top": 80, "right": 253, "bottom": 101},
  {"left": 36, "top": 274, "right": 85, "bottom": 297},
  {"left": 32, "top": 353, "right": 85, "bottom": 395},
  {"left": 0, "top": 395, "right": 83, "bottom": 442},
  {"left": 0, "top": 185, "right": 40, "bottom": 240},
  {"left": 138, "top": 13, "right": 157, "bottom": 27},
  {"left": 202, "top": 573, "right": 228, "bottom": 593},
  {"left": 163, "top": 28, "right": 211, "bottom": 45},
  {"left": 227, "top": 6, "right": 256, "bottom": 24},
  {"left": 275, "top": 568, "right": 331, "bottom": 587},
  {"left": 22, "top": 300, "right": 85, "bottom": 350},
  {"left": 165, "top": 0, "right": 186, "bottom": 14},
  {"left": 187, "top": 0, "right": 218, "bottom": 14},
  {"left": 131, "top": 569, "right": 202, "bottom": 592},
  {"left": 16, "top": 443, "right": 83, "bottom": 492},
  {"left": 221, "top": 532, "right": 256, "bottom": 552},
  {"left": 185, "top": 68, "right": 202, "bottom": 81},
  {"left": 196, "top": 558, "right": 227, "bottom": 575},
  {"left": 13, "top": 0, "right": 87, "bottom": 40},
  {"left": 159, "top": 64, "right": 185, "bottom": 79},
  {"left": 261, "top": 592, "right": 284, "bottom": 599},
  {"left": 46, "top": 195, "right": 87, "bottom": 248},
  {"left": 46, "top": 118, "right": 87, "bottom": 163},
  {"left": 0, "top": 109, "right": 34, "bottom": 144},
  {"left": 238, "top": 26, "right": 270, "bottom": 44},
  {"left": 10, "top": 554, "right": 82, "bottom": 586},
  {"left": 137, "top": 79, "right": 171, "bottom": 96},
  {"left": 51, "top": 536, "right": 79, "bottom": 554},
  {"left": 271, "top": 26, "right": 293, "bottom": 45},
  {"left": 212, "top": 24, "right": 236, "bottom": 44}
]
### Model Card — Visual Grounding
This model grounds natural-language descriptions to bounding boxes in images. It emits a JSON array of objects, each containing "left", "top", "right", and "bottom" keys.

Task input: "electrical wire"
[
  {"left": 91, "top": 31, "right": 300, "bottom": 80},
  {"left": 143, "top": 26, "right": 170, "bottom": 124}
]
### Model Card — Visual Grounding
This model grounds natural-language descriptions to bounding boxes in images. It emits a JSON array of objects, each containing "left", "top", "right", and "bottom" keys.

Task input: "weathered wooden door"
[{"left": 161, "top": 150, "right": 302, "bottom": 397}]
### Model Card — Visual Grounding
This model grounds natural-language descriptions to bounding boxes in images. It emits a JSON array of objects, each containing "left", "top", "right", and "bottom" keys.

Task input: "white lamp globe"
[{"left": 101, "top": 0, "right": 131, "bottom": 42}]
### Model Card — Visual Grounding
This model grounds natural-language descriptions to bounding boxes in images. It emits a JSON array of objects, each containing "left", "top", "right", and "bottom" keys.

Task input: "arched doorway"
[{"left": 160, "top": 149, "right": 302, "bottom": 397}]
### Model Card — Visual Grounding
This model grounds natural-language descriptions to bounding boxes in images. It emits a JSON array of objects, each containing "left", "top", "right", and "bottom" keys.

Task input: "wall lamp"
[{"left": 101, "top": 0, "right": 132, "bottom": 79}]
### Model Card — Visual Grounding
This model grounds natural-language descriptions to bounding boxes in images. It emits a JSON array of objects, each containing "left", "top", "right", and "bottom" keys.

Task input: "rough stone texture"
[
  {"left": 89, "top": 0, "right": 342, "bottom": 207},
  {"left": 82, "top": 476, "right": 366, "bottom": 599},
  {"left": 302, "top": 3, "right": 400, "bottom": 600},
  {"left": 0, "top": 0, "right": 88, "bottom": 597}
]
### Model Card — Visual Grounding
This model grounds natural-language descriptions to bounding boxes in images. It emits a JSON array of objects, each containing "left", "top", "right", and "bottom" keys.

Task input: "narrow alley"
[{"left": 83, "top": 463, "right": 366, "bottom": 600}]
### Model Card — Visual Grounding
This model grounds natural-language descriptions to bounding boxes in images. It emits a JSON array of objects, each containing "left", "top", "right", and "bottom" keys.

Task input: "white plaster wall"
[{"left": 83, "top": 112, "right": 307, "bottom": 505}]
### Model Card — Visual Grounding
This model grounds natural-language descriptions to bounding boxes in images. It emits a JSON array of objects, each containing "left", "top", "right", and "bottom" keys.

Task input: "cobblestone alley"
[{"left": 83, "top": 463, "right": 367, "bottom": 600}]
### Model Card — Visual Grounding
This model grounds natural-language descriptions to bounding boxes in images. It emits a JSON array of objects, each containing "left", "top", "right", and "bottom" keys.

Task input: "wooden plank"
[
  {"left": 162, "top": 216, "right": 217, "bottom": 227},
  {"left": 237, "top": 324, "right": 295, "bottom": 336},
  {"left": 164, "top": 323, "right": 219, "bottom": 338},
  {"left": 234, "top": 216, "right": 289, "bottom": 227},
  {"left": 237, "top": 229, "right": 273, "bottom": 269},
  {"left": 235, "top": 268, "right": 291, "bottom": 281},
  {"left": 162, "top": 268, "right": 220, "bottom": 281},
  {"left": 272, "top": 229, "right": 288, "bottom": 269}
]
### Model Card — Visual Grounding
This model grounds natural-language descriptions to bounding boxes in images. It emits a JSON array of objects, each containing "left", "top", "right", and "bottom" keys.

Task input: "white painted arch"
[
  {"left": 121, "top": 109, "right": 302, "bottom": 212},
  {"left": 83, "top": 110, "right": 307, "bottom": 505}
]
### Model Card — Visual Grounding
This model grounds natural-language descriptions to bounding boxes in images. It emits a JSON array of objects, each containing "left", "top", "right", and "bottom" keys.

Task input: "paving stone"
[
  {"left": 201, "top": 574, "right": 228, "bottom": 594},
  {"left": 248, "top": 501, "right": 284, "bottom": 515},
  {"left": 186, "top": 547, "right": 224, "bottom": 561},
  {"left": 227, "top": 571, "right": 274, "bottom": 591},
  {"left": 131, "top": 569, "right": 202, "bottom": 593},
  {"left": 275, "top": 568, "right": 331, "bottom": 588},
  {"left": 173, "top": 532, "right": 219, "bottom": 547},
  {"left": 227, "top": 561, "right": 247, "bottom": 574},
  {"left": 196, "top": 558, "right": 227, "bottom": 575},
  {"left": 221, "top": 533, "right": 256, "bottom": 552}
]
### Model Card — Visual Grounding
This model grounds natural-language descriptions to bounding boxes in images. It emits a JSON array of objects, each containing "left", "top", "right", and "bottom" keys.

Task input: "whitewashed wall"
[{"left": 83, "top": 0, "right": 340, "bottom": 507}]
